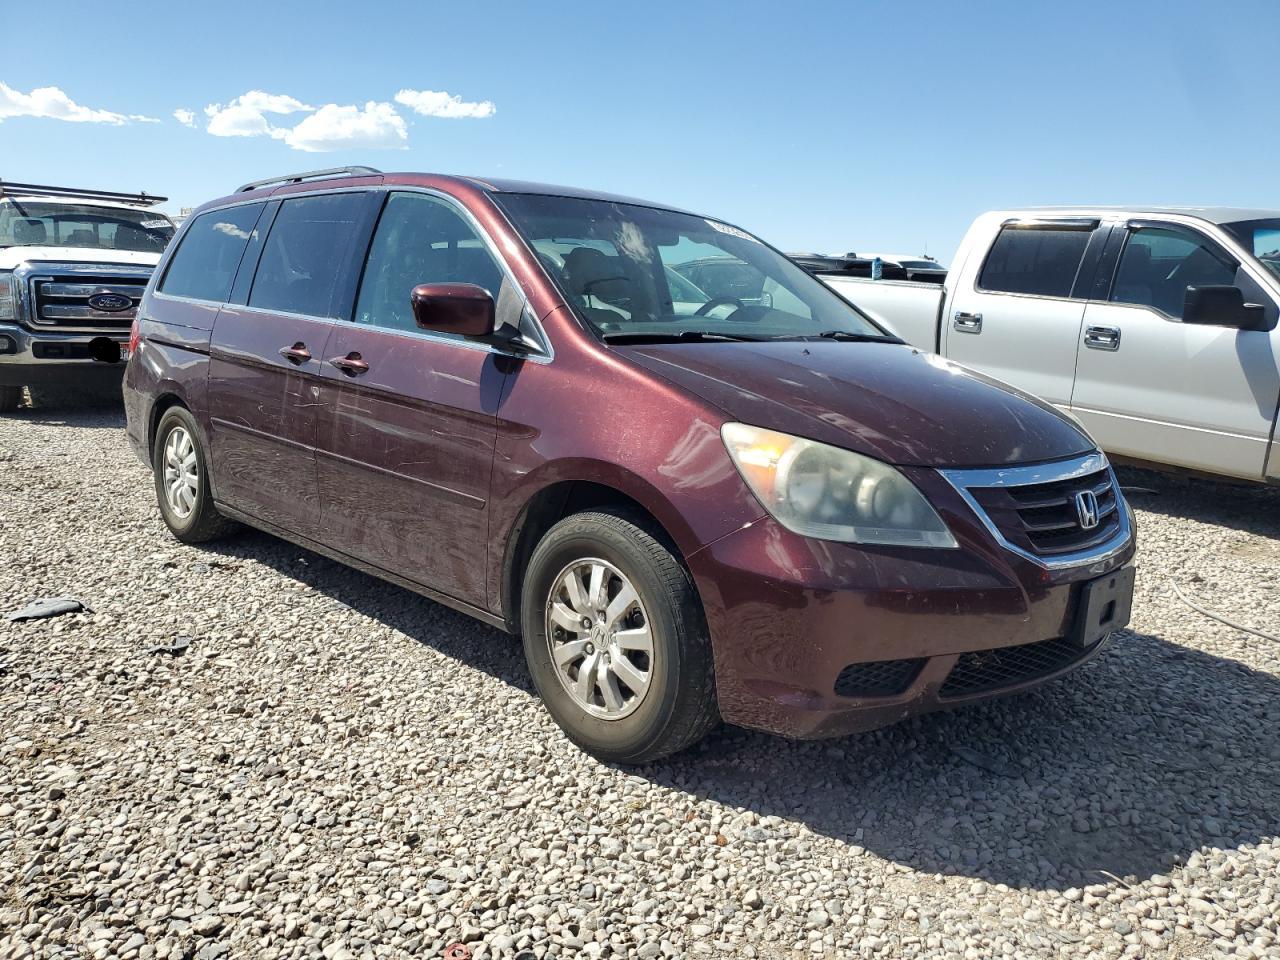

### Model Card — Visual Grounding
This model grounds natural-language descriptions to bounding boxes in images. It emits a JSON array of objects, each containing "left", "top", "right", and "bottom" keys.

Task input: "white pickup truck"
[
  {"left": 0, "top": 180, "right": 174, "bottom": 410},
  {"left": 819, "top": 207, "right": 1280, "bottom": 484}
]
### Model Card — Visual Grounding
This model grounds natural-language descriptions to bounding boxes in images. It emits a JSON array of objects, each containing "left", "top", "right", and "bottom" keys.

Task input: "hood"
[
  {"left": 0, "top": 247, "right": 162, "bottom": 269},
  {"left": 616, "top": 341, "right": 1095, "bottom": 468}
]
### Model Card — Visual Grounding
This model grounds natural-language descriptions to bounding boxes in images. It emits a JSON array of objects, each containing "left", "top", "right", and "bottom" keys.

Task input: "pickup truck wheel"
[
  {"left": 0, "top": 385, "right": 22, "bottom": 412},
  {"left": 151, "top": 407, "right": 236, "bottom": 544},
  {"left": 521, "top": 509, "right": 719, "bottom": 763}
]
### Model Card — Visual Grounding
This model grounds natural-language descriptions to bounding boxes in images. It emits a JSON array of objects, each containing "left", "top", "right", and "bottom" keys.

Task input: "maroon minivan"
[{"left": 123, "top": 167, "right": 1135, "bottom": 762}]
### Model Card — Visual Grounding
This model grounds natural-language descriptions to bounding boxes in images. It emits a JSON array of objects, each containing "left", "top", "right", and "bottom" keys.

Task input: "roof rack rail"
[
  {"left": 0, "top": 179, "right": 167, "bottom": 207},
  {"left": 235, "top": 166, "right": 383, "bottom": 194}
]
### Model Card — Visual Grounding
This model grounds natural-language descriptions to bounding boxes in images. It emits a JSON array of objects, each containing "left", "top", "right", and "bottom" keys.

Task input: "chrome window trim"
[
  {"left": 154, "top": 183, "right": 553, "bottom": 364},
  {"left": 151, "top": 290, "right": 226, "bottom": 309},
  {"left": 939, "top": 451, "right": 1133, "bottom": 570}
]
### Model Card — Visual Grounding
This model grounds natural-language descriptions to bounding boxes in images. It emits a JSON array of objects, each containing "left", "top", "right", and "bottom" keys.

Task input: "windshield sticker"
[
  {"left": 705, "top": 219, "right": 757, "bottom": 243},
  {"left": 140, "top": 219, "right": 170, "bottom": 229}
]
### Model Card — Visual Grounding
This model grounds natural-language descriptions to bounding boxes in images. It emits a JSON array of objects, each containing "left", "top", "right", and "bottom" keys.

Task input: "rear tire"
[
  {"left": 152, "top": 406, "right": 236, "bottom": 544},
  {"left": 0, "top": 385, "right": 22, "bottom": 412},
  {"left": 521, "top": 509, "right": 719, "bottom": 763}
]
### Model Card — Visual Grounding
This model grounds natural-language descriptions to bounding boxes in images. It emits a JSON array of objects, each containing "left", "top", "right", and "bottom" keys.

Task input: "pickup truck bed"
[{"left": 823, "top": 275, "right": 944, "bottom": 352}]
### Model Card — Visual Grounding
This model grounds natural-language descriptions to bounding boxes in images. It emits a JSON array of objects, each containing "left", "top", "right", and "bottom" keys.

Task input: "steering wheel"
[{"left": 695, "top": 296, "right": 745, "bottom": 317}]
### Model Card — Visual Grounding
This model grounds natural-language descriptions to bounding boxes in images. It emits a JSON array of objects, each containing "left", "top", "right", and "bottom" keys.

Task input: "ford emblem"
[{"left": 88, "top": 292, "right": 133, "bottom": 313}]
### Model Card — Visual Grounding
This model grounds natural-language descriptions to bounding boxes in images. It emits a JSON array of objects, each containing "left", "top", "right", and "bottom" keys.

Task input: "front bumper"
[
  {"left": 0, "top": 323, "right": 129, "bottom": 387},
  {"left": 688, "top": 463, "right": 1137, "bottom": 739}
]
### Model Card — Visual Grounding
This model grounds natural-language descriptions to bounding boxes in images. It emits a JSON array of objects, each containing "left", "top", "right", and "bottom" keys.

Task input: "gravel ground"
[{"left": 1, "top": 405, "right": 1278, "bottom": 960}]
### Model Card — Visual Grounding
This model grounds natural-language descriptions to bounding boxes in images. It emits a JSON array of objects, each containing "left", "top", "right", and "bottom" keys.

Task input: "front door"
[
  {"left": 1070, "top": 220, "right": 1280, "bottom": 480},
  {"left": 208, "top": 191, "right": 371, "bottom": 532},
  {"left": 314, "top": 191, "right": 512, "bottom": 607},
  {"left": 944, "top": 219, "right": 1102, "bottom": 409}
]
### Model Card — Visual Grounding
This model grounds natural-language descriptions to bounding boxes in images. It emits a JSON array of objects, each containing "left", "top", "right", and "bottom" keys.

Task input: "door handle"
[
  {"left": 1083, "top": 325, "right": 1121, "bottom": 351},
  {"left": 953, "top": 311, "right": 983, "bottom": 333},
  {"left": 278, "top": 342, "right": 311, "bottom": 364},
  {"left": 328, "top": 352, "right": 370, "bottom": 376}
]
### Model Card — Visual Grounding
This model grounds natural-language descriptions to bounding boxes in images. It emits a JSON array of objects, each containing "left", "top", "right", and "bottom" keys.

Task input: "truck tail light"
[{"left": 128, "top": 317, "right": 141, "bottom": 356}]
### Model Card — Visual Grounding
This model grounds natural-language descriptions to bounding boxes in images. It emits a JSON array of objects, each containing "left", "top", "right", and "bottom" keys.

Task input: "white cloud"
[
  {"left": 0, "top": 81, "right": 135, "bottom": 124},
  {"left": 204, "top": 90, "right": 315, "bottom": 138},
  {"left": 394, "top": 88, "right": 496, "bottom": 119},
  {"left": 130, "top": 114, "right": 162, "bottom": 124},
  {"left": 201, "top": 90, "right": 407, "bottom": 152},
  {"left": 281, "top": 101, "right": 407, "bottom": 153},
  {"left": 173, "top": 108, "right": 196, "bottom": 127}
]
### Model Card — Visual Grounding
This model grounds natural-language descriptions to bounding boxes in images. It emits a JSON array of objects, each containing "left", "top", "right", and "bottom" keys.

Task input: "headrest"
[{"left": 562, "top": 247, "right": 627, "bottom": 298}]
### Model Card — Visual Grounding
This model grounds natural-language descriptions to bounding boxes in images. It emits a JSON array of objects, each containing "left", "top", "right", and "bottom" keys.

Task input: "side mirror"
[
  {"left": 1183, "top": 285, "right": 1269, "bottom": 331},
  {"left": 411, "top": 283, "right": 495, "bottom": 338}
]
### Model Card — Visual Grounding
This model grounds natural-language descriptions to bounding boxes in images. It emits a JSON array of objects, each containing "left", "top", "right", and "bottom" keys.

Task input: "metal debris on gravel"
[
  {"left": 1, "top": 406, "right": 1278, "bottom": 959},
  {"left": 6, "top": 597, "right": 93, "bottom": 623}
]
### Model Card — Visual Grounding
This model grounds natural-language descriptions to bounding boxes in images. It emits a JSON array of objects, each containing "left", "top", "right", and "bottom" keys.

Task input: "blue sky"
[{"left": 1, "top": 0, "right": 1275, "bottom": 263}]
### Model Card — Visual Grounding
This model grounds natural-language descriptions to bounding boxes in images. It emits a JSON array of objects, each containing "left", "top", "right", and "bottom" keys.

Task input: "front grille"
[
  {"left": 939, "top": 635, "right": 1101, "bottom": 698},
  {"left": 29, "top": 274, "right": 148, "bottom": 331},
  {"left": 834, "top": 657, "right": 924, "bottom": 698},
  {"left": 954, "top": 459, "right": 1125, "bottom": 560}
]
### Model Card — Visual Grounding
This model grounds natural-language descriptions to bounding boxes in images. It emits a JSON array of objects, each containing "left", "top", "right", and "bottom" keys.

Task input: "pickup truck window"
[
  {"left": 0, "top": 199, "right": 174, "bottom": 253},
  {"left": 1111, "top": 226, "right": 1237, "bottom": 319},
  {"left": 977, "top": 224, "right": 1092, "bottom": 299}
]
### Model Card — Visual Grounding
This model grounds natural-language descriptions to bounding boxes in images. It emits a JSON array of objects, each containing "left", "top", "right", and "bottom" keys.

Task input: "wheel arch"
[
  {"left": 498, "top": 474, "right": 696, "bottom": 634},
  {"left": 147, "top": 390, "right": 190, "bottom": 456}
]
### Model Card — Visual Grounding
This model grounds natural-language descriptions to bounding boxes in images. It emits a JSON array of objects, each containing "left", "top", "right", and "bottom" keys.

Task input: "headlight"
[
  {"left": 721, "top": 422, "right": 957, "bottom": 548},
  {"left": 0, "top": 273, "right": 14, "bottom": 321}
]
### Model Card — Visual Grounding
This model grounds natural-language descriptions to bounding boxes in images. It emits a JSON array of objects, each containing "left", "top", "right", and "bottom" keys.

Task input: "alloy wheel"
[
  {"left": 545, "top": 558, "right": 653, "bottom": 719},
  {"left": 162, "top": 425, "right": 199, "bottom": 520}
]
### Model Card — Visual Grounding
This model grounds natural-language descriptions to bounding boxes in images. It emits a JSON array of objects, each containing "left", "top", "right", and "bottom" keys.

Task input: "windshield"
[
  {"left": 496, "top": 193, "right": 887, "bottom": 341},
  {"left": 0, "top": 199, "right": 174, "bottom": 253},
  {"left": 1223, "top": 218, "right": 1280, "bottom": 281}
]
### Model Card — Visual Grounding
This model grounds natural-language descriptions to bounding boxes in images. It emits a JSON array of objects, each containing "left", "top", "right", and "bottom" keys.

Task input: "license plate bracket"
[{"left": 1071, "top": 565, "right": 1135, "bottom": 647}]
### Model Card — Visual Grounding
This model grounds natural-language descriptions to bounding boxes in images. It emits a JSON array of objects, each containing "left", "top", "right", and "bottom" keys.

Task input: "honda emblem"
[{"left": 1074, "top": 489, "right": 1100, "bottom": 530}]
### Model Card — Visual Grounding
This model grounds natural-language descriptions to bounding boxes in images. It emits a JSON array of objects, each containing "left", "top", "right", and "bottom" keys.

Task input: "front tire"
[
  {"left": 521, "top": 509, "right": 719, "bottom": 763},
  {"left": 151, "top": 406, "right": 236, "bottom": 543},
  {"left": 0, "top": 385, "right": 22, "bottom": 412}
]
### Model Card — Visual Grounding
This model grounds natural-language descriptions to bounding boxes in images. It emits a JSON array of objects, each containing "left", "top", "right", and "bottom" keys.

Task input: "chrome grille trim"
[
  {"left": 939, "top": 452, "right": 1133, "bottom": 570},
  {"left": 12, "top": 261, "right": 154, "bottom": 333},
  {"left": 38, "top": 281, "right": 147, "bottom": 299}
]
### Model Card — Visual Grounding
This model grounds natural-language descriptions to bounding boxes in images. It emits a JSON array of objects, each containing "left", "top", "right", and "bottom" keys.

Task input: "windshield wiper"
[
  {"left": 601, "top": 330, "right": 768, "bottom": 344},
  {"left": 788, "top": 330, "right": 904, "bottom": 344}
]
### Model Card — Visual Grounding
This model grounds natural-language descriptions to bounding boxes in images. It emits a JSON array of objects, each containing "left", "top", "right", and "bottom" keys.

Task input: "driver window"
[
  {"left": 1111, "top": 225, "right": 1237, "bottom": 319},
  {"left": 355, "top": 192, "right": 504, "bottom": 334}
]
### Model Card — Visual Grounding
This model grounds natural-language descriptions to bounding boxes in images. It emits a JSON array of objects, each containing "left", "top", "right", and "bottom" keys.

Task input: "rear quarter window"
[
  {"left": 978, "top": 225, "right": 1093, "bottom": 298},
  {"left": 158, "top": 204, "right": 264, "bottom": 303}
]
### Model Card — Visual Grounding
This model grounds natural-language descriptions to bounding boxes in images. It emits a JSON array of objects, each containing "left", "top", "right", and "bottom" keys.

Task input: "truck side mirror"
[
  {"left": 411, "top": 283, "right": 496, "bottom": 338},
  {"left": 1183, "top": 285, "right": 1270, "bottom": 331}
]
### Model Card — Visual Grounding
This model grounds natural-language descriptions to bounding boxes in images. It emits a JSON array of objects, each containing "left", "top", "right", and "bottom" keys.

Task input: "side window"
[
  {"left": 978, "top": 224, "right": 1093, "bottom": 298},
  {"left": 249, "top": 193, "right": 366, "bottom": 318},
  {"left": 354, "top": 192, "right": 504, "bottom": 334},
  {"left": 1110, "top": 225, "right": 1238, "bottom": 319},
  {"left": 158, "top": 204, "right": 263, "bottom": 303}
]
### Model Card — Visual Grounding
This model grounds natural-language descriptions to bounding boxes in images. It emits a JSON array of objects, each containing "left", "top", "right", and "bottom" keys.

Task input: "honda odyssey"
[{"left": 123, "top": 167, "right": 1136, "bottom": 762}]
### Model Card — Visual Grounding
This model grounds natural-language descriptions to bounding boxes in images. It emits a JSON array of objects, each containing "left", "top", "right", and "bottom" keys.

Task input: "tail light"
[{"left": 128, "top": 317, "right": 141, "bottom": 356}]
